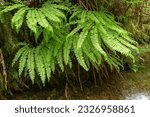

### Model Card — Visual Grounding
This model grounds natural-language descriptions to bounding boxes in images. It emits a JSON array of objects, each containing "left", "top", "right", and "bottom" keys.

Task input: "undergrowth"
[{"left": 0, "top": 0, "right": 141, "bottom": 86}]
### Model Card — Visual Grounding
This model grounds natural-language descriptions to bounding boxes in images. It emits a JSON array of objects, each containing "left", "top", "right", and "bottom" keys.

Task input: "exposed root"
[{"left": 0, "top": 48, "right": 7, "bottom": 93}]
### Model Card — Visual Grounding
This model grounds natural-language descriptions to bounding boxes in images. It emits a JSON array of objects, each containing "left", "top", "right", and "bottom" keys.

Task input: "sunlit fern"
[
  {"left": 0, "top": 0, "right": 69, "bottom": 42},
  {"left": 65, "top": 7, "right": 139, "bottom": 71},
  {"left": 2, "top": 1, "right": 139, "bottom": 85}
]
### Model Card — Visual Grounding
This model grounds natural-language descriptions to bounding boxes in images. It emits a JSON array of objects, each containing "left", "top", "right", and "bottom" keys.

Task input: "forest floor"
[{"left": 3, "top": 46, "right": 150, "bottom": 100}]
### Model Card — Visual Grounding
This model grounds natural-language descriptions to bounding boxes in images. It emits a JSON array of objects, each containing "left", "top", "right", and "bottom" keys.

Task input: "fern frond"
[
  {"left": 27, "top": 48, "right": 35, "bottom": 84},
  {"left": 26, "top": 9, "right": 38, "bottom": 36},
  {"left": 80, "top": 10, "right": 87, "bottom": 23},
  {"left": 63, "top": 38, "right": 72, "bottom": 65},
  {"left": 35, "top": 9, "right": 53, "bottom": 33},
  {"left": 35, "top": 47, "right": 46, "bottom": 86},
  {"left": 77, "top": 29, "right": 88, "bottom": 49},
  {"left": 57, "top": 49, "right": 64, "bottom": 71},
  {"left": 46, "top": 6, "right": 66, "bottom": 20},
  {"left": 40, "top": 47, "right": 51, "bottom": 81},
  {"left": 11, "top": 7, "right": 28, "bottom": 33},
  {"left": 77, "top": 22, "right": 93, "bottom": 49},
  {"left": 73, "top": 37, "right": 89, "bottom": 71},
  {"left": 1, "top": 3, "right": 25, "bottom": 13},
  {"left": 18, "top": 47, "right": 29, "bottom": 76},
  {"left": 49, "top": 4, "right": 69, "bottom": 11},
  {"left": 90, "top": 27, "right": 108, "bottom": 60},
  {"left": 53, "top": 41, "right": 63, "bottom": 57},
  {"left": 40, "top": 7, "right": 61, "bottom": 23},
  {"left": 66, "top": 25, "right": 83, "bottom": 38},
  {"left": 12, "top": 44, "right": 28, "bottom": 67},
  {"left": 82, "top": 41, "right": 97, "bottom": 63}
]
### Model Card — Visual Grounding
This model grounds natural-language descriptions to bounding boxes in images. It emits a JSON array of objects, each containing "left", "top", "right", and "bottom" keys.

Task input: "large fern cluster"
[
  {"left": 1, "top": 0, "right": 68, "bottom": 41},
  {"left": 65, "top": 8, "right": 138, "bottom": 70},
  {"left": 1, "top": 1, "right": 139, "bottom": 85}
]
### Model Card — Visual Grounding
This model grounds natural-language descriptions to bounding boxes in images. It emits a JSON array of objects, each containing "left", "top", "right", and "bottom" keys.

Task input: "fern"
[
  {"left": 73, "top": 37, "right": 89, "bottom": 71},
  {"left": 27, "top": 48, "right": 35, "bottom": 84},
  {"left": 1, "top": 3, "right": 25, "bottom": 13},
  {"left": 8, "top": 1, "right": 140, "bottom": 86},
  {"left": 63, "top": 37, "right": 72, "bottom": 65},
  {"left": 34, "top": 46, "right": 47, "bottom": 85},
  {"left": 18, "top": 47, "right": 29, "bottom": 76},
  {"left": 11, "top": 7, "right": 28, "bottom": 33},
  {"left": 12, "top": 44, "right": 28, "bottom": 67},
  {"left": 66, "top": 8, "right": 138, "bottom": 70},
  {"left": 26, "top": 9, "right": 38, "bottom": 36},
  {"left": 1, "top": 0, "right": 69, "bottom": 42}
]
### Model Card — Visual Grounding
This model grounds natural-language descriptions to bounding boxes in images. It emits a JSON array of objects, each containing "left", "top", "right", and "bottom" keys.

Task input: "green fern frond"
[
  {"left": 40, "top": 47, "right": 51, "bottom": 81},
  {"left": 35, "top": 9, "right": 53, "bottom": 33},
  {"left": 63, "top": 38, "right": 72, "bottom": 65},
  {"left": 40, "top": 7, "right": 61, "bottom": 23},
  {"left": 18, "top": 47, "right": 29, "bottom": 76},
  {"left": 35, "top": 47, "right": 46, "bottom": 86},
  {"left": 1, "top": 3, "right": 25, "bottom": 13},
  {"left": 53, "top": 41, "right": 63, "bottom": 57},
  {"left": 12, "top": 44, "right": 28, "bottom": 67},
  {"left": 49, "top": 4, "right": 69, "bottom": 11},
  {"left": 82, "top": 41, "right": 97, "bottom": 63},
  {"left": 27, "top": 48, "right": 35, "bottom": 84},
  {"left": 66, "top": 25, "right": 83, "bottom": 38},
  {"left": 26, "top": 9, "right": 38, "bottom": 36},
  {"left": 46, "top": 6, "right": 66, "bottom": 20},
  {"left": 11, "top": 7, "right": 28, "bottom": 33},
  {"left": 77, "top": 29, "right": 88, "bottom": 49},
  {"left": 90, "top": 27, "right": 108, "bottom": 60},
  {"left": 73, "top": 37, "right": 89, "bottom": 71},
  {"left": 80, "top": 10, "right": 87, "bottom": 23},
  {"left": 57, "top": 49, "right": 64, "bottom": 71}
]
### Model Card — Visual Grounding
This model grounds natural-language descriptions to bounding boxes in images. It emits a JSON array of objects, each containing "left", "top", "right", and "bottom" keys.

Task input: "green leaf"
[
  {"left": 18, "top": 47, "right": 29, "bottom": 76},
  {"left": 26, "top": 9, "right": 38, "bottom": 35},
  {"left": 11, "top": 7, "right": 28, "bottom": 33},
  {"left": 27, "top": 48, "right": 35, "bottom": 84},
  {"left": 12, "top": 45, "right": 27, "bottom": 67},
  {"left": 1, "top": 3, "right": 25, "bottom": 13},
  {"left": 35, "top": 47, "right": 46, "bottom": 86}
]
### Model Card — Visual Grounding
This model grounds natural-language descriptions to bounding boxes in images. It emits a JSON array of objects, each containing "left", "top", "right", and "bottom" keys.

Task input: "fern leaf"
[
  {"left": 73, "top": 38, "right": 89, "bottom": 71},
  {"left": 50, "top": 58, "right": 56, "bottom": 73},
  {"left": 27, "top": 48, "right": 35, "bottom": 84},
  {"left": 53, "top": 41, "right": 63, "bottom": 57},
  {"left": 63, "top": 38, "right": 72, "bottom": 65},
  {"left": 77, "top": 29, "right": 88, "bottom": 49},
  {"left": 66, "top": 25, "right": 83, "bottom": 38},
  {"left": 35, "top": 47, "right": 46, "bottom": 86},
  {"left": 57, "top": 49, "right": 64, "bottom": 71},
  {"left": 90, "top": 27, "right": 108, "bottom": 60},
  {"left": 82, "top": 41, "right": 97, "bottom": 63},
  {"left": 69, "top": 10, "right": 81, "bottom": 21},
  {"left": 26, "top": 9, "right": 38, "bottom": 36},
  {"left": 35, "top": 9, "right": 53, "bottom": 33},
  {"left": 77, "top": 22, "right": 93, "bottom": 49},
  {"left": 46, "top": 6, "right": 66, "bottom": 20},
  {"left": 80, "top": 10, "right": 87, "bottom": 23},
  {"left": 11, "top": 7, "right": 28, "bottom": 33},
  {"left": 40, "top": 7, "right": 61, "bottom": 23},
  {"left": 12, "top": 45, "right": 27, "bottom": 67},
  {"left": 18, "top": 47, "right": 29, "bottom": 76},
  {"left": 1, "top": 4, "right": 25, "bottom": 13},
  {"left": 41, "top": 47, "right": 51, "bottom": 81}
]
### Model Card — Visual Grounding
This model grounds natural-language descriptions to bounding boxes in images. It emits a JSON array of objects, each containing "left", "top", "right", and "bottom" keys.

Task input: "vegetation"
[{"left": 0, "top": 0, "right": 149, "bottom": 98}]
